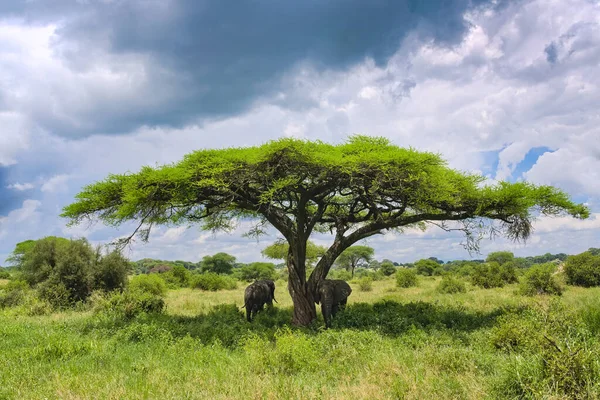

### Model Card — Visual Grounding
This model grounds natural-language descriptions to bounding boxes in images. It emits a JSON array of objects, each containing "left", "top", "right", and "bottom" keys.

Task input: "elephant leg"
[
  {"left": 331, "top": 304, "right": 339, "bottom": 318},
  {"left": 321, "top": 303, "right": 332, "bottom": 328},
  {"left": 246, "top": 306, "right": 252, "bottom": 322}
]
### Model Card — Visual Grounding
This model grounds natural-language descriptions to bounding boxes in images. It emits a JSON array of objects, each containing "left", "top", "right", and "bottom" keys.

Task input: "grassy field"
[{"left": 1, "top": 277, "right": 600, "bottom": 399}]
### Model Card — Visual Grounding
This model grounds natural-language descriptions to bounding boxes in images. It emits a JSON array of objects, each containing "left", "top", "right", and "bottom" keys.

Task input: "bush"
[
  {"left": 357, "top": 277, "right": 373, "bottom": 291},
  {"left": 379, "top": 261, "right": 397, "bottom": 276},
  {"left": 91, "top": 250, "right": 129, "bottom": 292},
  {"left": 519, "top": 263, "right": 563, "bottom": 296},
  {"left": 237, "top": 262, "right": 277, "bottom": 281},
  {"left": 0, "top": 270, "right": 10, "bottom": 279},
  {"left": 162, "top": 265, "right": 191, "bottom": 288},
  {"left": 414, "top": 259, "right": 442, "bottom": 276},
  {"left": 129, "top": 274, "right": 167, "bottom": 296},
  {"left": 564, "top": 251, "right": 600, "bottom": 287},
  {"left": 190, "top": 273, "right": 237, "bottom": 291},
  {"left": 0, "top": 280, "right": 29, "bottom": 308},
  {"left": 329, "top": 269, "right": 353, "bottom": 281},
  {"left": 500, "top": 262, "right": 519, "bottom": 284},
  {"left": 395, "top": 269, "right": 417, "bottom": 288},
  {"left": 471, "top": 262, "right": 506, "bottom": 288},
  {"left": 436, "top": 275, "right": 467, "bottom": 294},
  {"left": 92, "top": 289, "right": 165, "bottom": 319}
]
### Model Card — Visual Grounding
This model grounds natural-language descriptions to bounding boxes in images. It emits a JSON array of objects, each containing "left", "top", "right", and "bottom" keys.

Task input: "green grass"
[{"left": 1, "top": 276, "right": 600, "bottom": 399}]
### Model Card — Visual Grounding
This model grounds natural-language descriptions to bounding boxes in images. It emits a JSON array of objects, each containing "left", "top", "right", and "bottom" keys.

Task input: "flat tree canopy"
[
  {"left": 335, "top": 245, "right": 375, "bottom": 277},
  {"left": 62, "top": 136, "right": 588, "bottom": 325}
]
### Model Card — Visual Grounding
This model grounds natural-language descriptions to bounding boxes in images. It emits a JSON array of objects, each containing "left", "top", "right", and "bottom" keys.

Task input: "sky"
[{"left": 1, "top": 0, "right": 600, "bottom": 265}]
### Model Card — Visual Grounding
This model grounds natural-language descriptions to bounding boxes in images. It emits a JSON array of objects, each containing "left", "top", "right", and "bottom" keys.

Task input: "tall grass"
[{"left": 1, "top": 276, "right": 599, "bottom": 399}]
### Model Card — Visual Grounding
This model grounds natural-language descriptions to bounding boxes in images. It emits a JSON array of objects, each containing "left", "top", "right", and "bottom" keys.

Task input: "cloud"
[
  {"left": 1, "top": 0, "right": 600, "bottom": 264},
  {"left": 40, "top": 174, "right": 70, "bottom": 193},
  {"left": 6, "top": 182, "right": 34, "bottom": 191},
  {"left": 0, "top": 0, "right": 508, "bottom": 139}
]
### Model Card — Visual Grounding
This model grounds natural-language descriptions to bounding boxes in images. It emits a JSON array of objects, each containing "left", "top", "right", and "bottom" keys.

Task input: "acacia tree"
[
  {"left": 335, "top": 245, "right": 375, "bottom": 277},
  {"left": 262, "top": 239, "right": 327, "bottom": 268},
  {"left": 61, "top": 136, "right": 588, "bottom": 325}
]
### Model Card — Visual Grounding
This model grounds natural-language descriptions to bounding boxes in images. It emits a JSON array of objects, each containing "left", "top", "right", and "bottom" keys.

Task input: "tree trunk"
[
  {"left": 287, "top": 264, "right": 317, "bottom": 325},
  {"left": 287, "top": 247, "right": 317, "bottom": 326}
]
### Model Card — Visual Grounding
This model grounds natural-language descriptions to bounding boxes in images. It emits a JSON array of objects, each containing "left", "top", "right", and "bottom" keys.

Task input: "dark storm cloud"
[{"left": 2, "top": 0, "right": 507, "bottom": 137}]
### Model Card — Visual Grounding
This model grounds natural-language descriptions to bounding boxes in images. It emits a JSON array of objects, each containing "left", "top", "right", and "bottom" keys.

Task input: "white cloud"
[
  {"left": 6, "top": 182, "right": 34, "bottom": 191},
  {"left": 40, "top": 174, "right": 70, "bottom": 193}
]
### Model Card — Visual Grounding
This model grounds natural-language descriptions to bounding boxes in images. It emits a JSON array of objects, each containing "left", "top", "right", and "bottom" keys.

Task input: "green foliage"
[
  {"left": 5, "top": 239, "right": 36, "bottom": 267},
  {"left": 0, "top": 270, "right": 10, "bottom": 279},
  {"left": 436, "top": 275, "right": 467, "bottom": 294},
  {"left": 357, "top": 277, "right": 373, "bottom": 291},
  {"left": 379, "top": 260, "right": 397, "bottom": 276},
  {"left": 129, "top": 274, "right": 167, "bottom": 296},
  {"left": 492, "top": 301, "right": 598, "bottom": 399},
  {"left": 190, "top": 273, "right": 237, "bottom": 291},
  {"left": 200, "top": 253, "right": 236, "bottom": 275},
  {"left": 414, "top": 259, "right": 442, "bottom": 276},
  {"left": 328, "top": 269, "right": 353, "bottom": 281},
  {"left": 519, "top": 263, "right": 563, "bottom": 296},
  {"left": 564, "top": 251, "right": 600, "bottom": 287},
  {"left": 395, "top": 268, "right": 418, "bottom": 288},
  {"left": 10, "top": 237, "right": 132, "bottom": 307},
  {"left": 161, "top": 265, "right": 191, "bottom": 288},
  {"left": 236, "top": 262, "right": 277, "bottom": 281},
  {"left": 92, "top": 290, "right": 165, "bottom": 319},
  {"left": 91, "top": 249, "right": 129, "bottom": 292},
  {"left": 470, "top": 262, "right": 509, "bottom": 288},
  {"left": 335, "top": 245, "right": 375, "bottom": 276},
  {"left": 0, "top": 280, "right": 29, "bottom": 308},
  {"left": 499, "top": 261, "right": 519, "bottom": 284},
  {"left": 486, "top": 251, "right": 515, "bottom": 265},
  {"left": 261, "top": 239, "right": 326, "bottom": 266}
]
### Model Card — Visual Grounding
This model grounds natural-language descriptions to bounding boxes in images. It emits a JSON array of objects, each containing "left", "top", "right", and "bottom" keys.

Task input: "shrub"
[
  {"left": 92, "top": 289, "right": 165, "bottom": 319},
  {"left": 0, "top": 280, "right": 29, "bottom": 308},
  {"left": 564, "top": 251, "right": 600, "bottom": 287},
  {"left": 500, "top": 261, "right": 519, "bottom": 284},
  {"left": 237, "top": 262, "right": 277, "bottom": 281},
  {"left": 91, "top": 250, "right": 129, "bottom": 292},
  {"left": 414, "top": 259, "right": 441, "bottom": 276},
  {"left": 0, "top": 270, "right": 10, "bottom": 279},
  {"left": 329, "top": 269, "right": 353, "bottom": 281},
  {"left": 436, "top": 275, "right": 467, "bottom": 294},
  {"left": 162, "top": 265, "right": 191, "bottom": 288},
  {"left": 379, "top": 261, "right": 397, "bottom": 276},
  {"left": 357, "top": 277, "right": 373, "bottom": 291},
  {"left": 129, "top": 274, "right": 167, "bottom": 296},
  {"left": 395, "top": 269, "right": 417, "bottom": 288},
  {"left": 190, "top": 273, "right": 237, "bottom": 291},
  {"left": 471, "top": 262, "right": 505, "bottom": 288},
  {"left": 519, "top": 263, "right": 563, "bottom": 296}
]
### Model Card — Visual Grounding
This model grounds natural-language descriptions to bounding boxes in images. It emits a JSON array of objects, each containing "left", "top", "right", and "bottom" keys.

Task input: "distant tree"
[
  {"left": 148, "top": 265, "right": 172, "bottom": 274},
  {"left": 335, "top": 245, "right": 375, "bottom": 277},
  {"left": 200, "top": 253, "right": 236, "bottom": 275},
  {"left": 262, "top": 239, "right": 326, "bottom": 269},
  {"left": 564, "top": 251, "right": 600, "bottom": 287},
  {"left": 428, "top": 257, "right": 444, "bottom": 264},
  {"left": 238, "top": 262, "right": 277, "bottom": 281},
  {"left": 5, "top": 239, "right": 37, "bottom": 267},
  {"left": 486, "top": 251, "right": 515, "bottom": 265},
  {"left": 61, "top": 136, "right": 588, "bottom": 326},
  {"left": 587, "top": 248, "right": 600, "bottom": 257},
  {"left": 379, "top": 260, "right": 397, "bottom": 276},
  {"left": 414, "top": 259, "right": 442, "bottom": 276},
  {"left": 368, "top": 259, "right": 381, "bottom": 270}
]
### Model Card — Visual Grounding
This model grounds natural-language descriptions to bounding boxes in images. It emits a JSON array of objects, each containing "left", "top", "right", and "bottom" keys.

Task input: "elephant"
[
  {"left": 243, "top": 279, "right": 277, "bottom": 322},
  {"left": 315, "top": 279, "right": 352, "bottom": 328}
]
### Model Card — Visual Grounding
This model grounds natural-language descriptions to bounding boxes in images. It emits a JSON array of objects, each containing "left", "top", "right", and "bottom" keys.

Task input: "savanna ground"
[{"left": 1, "top": 277, "right": 600, "bottom": 399}]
